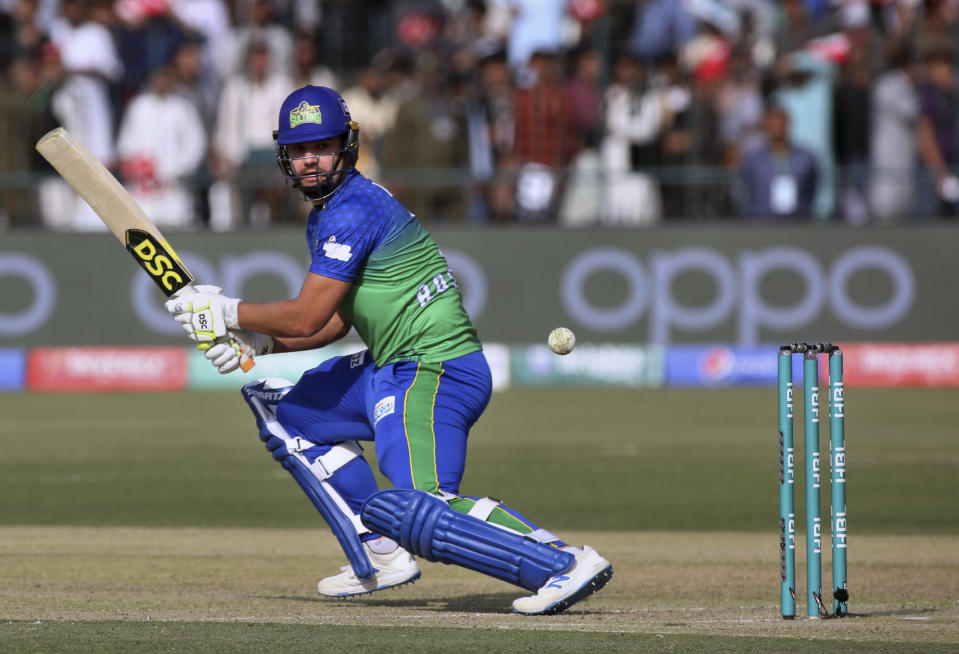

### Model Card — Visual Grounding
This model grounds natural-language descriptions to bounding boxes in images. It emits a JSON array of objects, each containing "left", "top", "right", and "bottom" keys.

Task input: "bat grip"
[
  {"left": 239, "top": 348, "right": 255, "bottom": 372},
  {"left": 174, "top": 284, "right": 255, "bottom": 372}
]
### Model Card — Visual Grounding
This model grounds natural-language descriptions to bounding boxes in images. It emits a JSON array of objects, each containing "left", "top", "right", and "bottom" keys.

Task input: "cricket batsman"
[{"left": 164, "top": 85, "right": 612, "bottom": 615}]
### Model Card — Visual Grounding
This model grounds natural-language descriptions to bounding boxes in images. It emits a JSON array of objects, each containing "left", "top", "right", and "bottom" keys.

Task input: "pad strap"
[
  {"left": 526, "top": 528, "right": 561, "bottom": 544},
  {"left": 467, "top": 497, "right": 501, "bottom": 521},
  {"left": 288, "top": 437, "right": 363, "bottom": 480},
  {"left": 463, "top": 497, "right": 559, "bottom": 544}
]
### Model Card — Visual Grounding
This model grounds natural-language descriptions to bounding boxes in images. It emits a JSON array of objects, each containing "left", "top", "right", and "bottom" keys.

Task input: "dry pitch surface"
[{"left": 1, "top": 526, "right": 957, "bottom": 646}]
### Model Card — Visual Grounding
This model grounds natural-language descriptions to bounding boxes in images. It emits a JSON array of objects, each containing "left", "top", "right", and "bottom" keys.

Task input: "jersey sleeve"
[{"left": 308, "top": 198, "right": 386, "bottom": 281}]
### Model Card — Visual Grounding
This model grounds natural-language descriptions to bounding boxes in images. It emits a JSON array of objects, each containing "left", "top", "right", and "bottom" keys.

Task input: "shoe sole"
[
  {"left": 318, "top": 571, "right": 422, "bottom": 598},
  {"left": 513, "top": 564, "right": 613, "bottom": 616}
]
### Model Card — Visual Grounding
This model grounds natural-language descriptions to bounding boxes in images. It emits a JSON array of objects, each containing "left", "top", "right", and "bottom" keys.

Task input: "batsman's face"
[{"left": 288, "top": 138, "right": 340, "bottom": 186}]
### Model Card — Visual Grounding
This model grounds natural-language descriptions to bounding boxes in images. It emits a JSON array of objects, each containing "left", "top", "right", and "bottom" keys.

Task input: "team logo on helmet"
[{"left": 289, "top": 100, "right": 323, "bottom": 128}]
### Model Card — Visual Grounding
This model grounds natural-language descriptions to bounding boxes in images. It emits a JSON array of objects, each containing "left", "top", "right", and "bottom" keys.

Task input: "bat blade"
[
  {"left": 35, "top": 127, "right": 194, "bottom": 296},
  {"left": 36, "top": 127, "right": 254, "bottom": 371}
]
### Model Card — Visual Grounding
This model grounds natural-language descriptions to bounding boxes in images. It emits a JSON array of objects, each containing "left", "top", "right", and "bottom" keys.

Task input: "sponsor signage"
[
  {"left": 840, "top": 342, "right": 959, "bottom": 387},
  {"left": 2, "top": 226, "right": 957, "bottom": 347},
  {"left": 0, "top": 348, "right": 25, "bottom": 390},
  {"left": 511, "top": 344, "right": 664, "bottom": 387},
  {"left": 27, "top": 347, "right": 187, "bottom": 391},
  {"left": 667, "top": 345, "right": 781, "bottom": 387}
]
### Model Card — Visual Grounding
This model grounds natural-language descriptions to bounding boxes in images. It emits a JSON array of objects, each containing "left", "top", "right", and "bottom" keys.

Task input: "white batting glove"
[
  {"left": 164, "top": 284, "right": 240, "bottom": 343},
  {"left": 198, "top": 330, "right": 273, "bottom": 374}
]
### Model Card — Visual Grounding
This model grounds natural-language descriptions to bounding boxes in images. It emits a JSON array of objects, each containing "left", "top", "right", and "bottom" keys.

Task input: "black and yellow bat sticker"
[{"left": 125, "top": 229, "right": 194, "bottom": 296}]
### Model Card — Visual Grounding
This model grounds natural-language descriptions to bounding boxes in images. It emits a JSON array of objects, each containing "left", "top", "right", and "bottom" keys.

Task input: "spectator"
[
  {"left": 444, "top": 0, "right": 490, "bottom": 52},
  {"left": 170, "top": 38, "right": 217, "bottom": 225},
  {"left": 559, "top": 44, "right": 604, "bottom": 226},
  {"left": 291, "top": 30, "right": 337, "bottom": 90},
  {"left": 171, "top": 39, "right": 217, "bottom": 132},
  {"left": 382, "top": 55, "right": 470, "bottom": 222},
  {"left": 167, "top": 0, "right": 232, "bottom": 85},
  {"left": 717, "top": 49, "right": 764, "bottom": 167},
  {"left": 833, "top": 49, "right": 871, "bottom": 224},
  {"left": 116, "top": 64, "right": 206, "bottom": 229},
  {"left": 8, "top": 0, "right": 48, "bottom": 60},
  {"left": 910, "top": 0, "right": 959, "bottom": 52},
  {"left": 564, "top": 44, "right": 603, "bottom": 150},
  {"left": 469, "top": 46, "right": 515, "bottom": 222},
  {"left": 211, "top": 40, "right": 291, "bottom": 229},
  {"left": 16, "top": 39, "right": 62, "bottom": 228},
  {"left": 0, "top": 53, "right": 57, "bottom": 226},
  {"left": 113, "top": 0, "right": 187, "bottom": 106},
  {"left": 868, "top": 40, "right": 920, "bottom": 222},
  {"left": 916, "top": 42, "right": 959, "bottom": 218},
  {"left": 511, "top": 48, "right": 573, "bottom": 221},
  {"left": 48, "top": 0, "right": 121, "bottom": 165},
  {"left": 736, "top": 105, "right": 818, "bottom": 220},
  {"left": 599, "top": 52, "right": 671, "bottom": 226},
  {"left": 228, "top": 0, "right": 294, "bottom": 78},
  {"left": 660, "top": 48, "right": 725, "bottom": 220},
  {"left": 341, "top": 61, "right": 399, "bottom": 183},
  {"left": 772, "top": 50, "right": 836, "bottom": 220},
  {"left": 46, "top": 0, "right": 122, "bottom": 230}
]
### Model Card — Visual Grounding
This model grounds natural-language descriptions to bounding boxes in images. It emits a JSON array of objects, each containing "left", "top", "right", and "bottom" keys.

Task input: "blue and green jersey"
[{"left": 305, "top": 170, "right": 481, "bottom": 366}]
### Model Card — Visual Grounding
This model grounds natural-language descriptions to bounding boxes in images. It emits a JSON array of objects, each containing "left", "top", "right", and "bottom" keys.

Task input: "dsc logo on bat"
[{"left": 125, "top": 229, "right": 192, "bottom": 295}]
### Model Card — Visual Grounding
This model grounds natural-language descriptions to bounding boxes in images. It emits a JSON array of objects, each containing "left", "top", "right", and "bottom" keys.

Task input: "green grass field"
[{"left": 1, "top": 387, "right": 957, "bottom": 651}]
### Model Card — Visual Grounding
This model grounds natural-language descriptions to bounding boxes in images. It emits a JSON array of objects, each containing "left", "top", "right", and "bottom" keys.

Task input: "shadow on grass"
[{"left": 263, "top": 592, "right": 527, "bottom": 613}]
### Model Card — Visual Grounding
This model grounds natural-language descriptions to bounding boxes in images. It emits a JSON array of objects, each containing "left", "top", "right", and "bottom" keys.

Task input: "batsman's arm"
[
  {"left": 271, "top": 312, "right": 352, "bottom": 354},
  {"left": 237, "top": 272, "right": 350, "bottom": 339}
]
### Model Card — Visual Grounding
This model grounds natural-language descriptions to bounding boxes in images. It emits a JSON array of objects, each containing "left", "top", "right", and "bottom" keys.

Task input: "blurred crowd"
[{"left": 2, "top": 0, "right": 959, "bottom": 230}]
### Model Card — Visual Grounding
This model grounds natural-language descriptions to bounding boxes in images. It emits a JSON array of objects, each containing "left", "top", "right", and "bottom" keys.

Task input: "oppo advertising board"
[{"left": 0, "top": 226, "right": 954, "bottom": 347}]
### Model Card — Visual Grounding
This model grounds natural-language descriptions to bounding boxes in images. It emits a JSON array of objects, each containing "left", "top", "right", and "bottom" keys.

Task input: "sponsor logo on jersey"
[
  {"left": 374, "top": 395, "right": 395, "bottom": 425},
  {"left": 322, "top": 235, "right": 352, "bottom": 261},
  {"left": 289, "top": 100, "right": 322, "bottom": 128}
]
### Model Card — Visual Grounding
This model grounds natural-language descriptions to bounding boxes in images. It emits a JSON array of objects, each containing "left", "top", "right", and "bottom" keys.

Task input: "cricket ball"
[{"left": 547, "top": 327, "right": 576, "bottom": 355}]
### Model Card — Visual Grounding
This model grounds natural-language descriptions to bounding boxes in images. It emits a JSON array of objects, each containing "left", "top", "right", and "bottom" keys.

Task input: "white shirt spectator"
[
  {"left": 117, "top": 83, "right": 207, "bottom": 229},
  {"left": 49, "top": 14, "right": 123, "bottom": 165},
  {"left": 214, "top": 71, "right": 292, "bottom": 168},
  {"left": 43, "top": 8, "right": 123, "bottom": 230},
  {"left": 600, "top": 82, "right": 670, "bottom": 225}
]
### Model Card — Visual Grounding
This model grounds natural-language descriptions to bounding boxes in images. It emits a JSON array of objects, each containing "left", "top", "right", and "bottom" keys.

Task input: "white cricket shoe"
[
  {"left": 316, "top": 543, "right": 421, "bottom": 597},
  {"left": 511, "top": 545, "right": 613, "bottom": 615}
]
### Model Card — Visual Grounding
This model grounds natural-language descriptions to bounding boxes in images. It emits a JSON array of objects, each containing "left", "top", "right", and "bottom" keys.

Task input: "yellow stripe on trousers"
[{"left": 402, "top": 362, "right": 444, "bottom": 491}]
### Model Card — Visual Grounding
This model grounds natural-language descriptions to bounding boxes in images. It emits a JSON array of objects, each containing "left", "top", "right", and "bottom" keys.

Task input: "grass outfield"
[
  {"left": 2, "top": 388, "right": 957, "bottom": 533},
  {"left": 1, "top": 388, "right": 957, "bottom": 651}
]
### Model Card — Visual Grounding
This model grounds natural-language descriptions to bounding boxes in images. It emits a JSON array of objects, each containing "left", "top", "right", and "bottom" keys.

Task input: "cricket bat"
[{"left": 35, "top": 127, "right": 254, "bottom": 371}]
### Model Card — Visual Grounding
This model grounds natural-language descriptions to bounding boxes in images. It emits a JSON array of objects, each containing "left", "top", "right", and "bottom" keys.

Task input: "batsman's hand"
[
  {"left": 199, "top": 330, "right": 274, "bottom": 375},
  {"left": 165, "top": 284, "right": 240, "bottom": 343}
]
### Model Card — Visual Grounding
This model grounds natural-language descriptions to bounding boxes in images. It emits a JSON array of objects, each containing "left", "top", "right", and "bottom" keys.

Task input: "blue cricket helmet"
[
  {"left": 273, "top": 85, "right": 360, "bottom": 202},
  {"left": 276, "top": 85, "right": 352, "bottom": 144}
]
